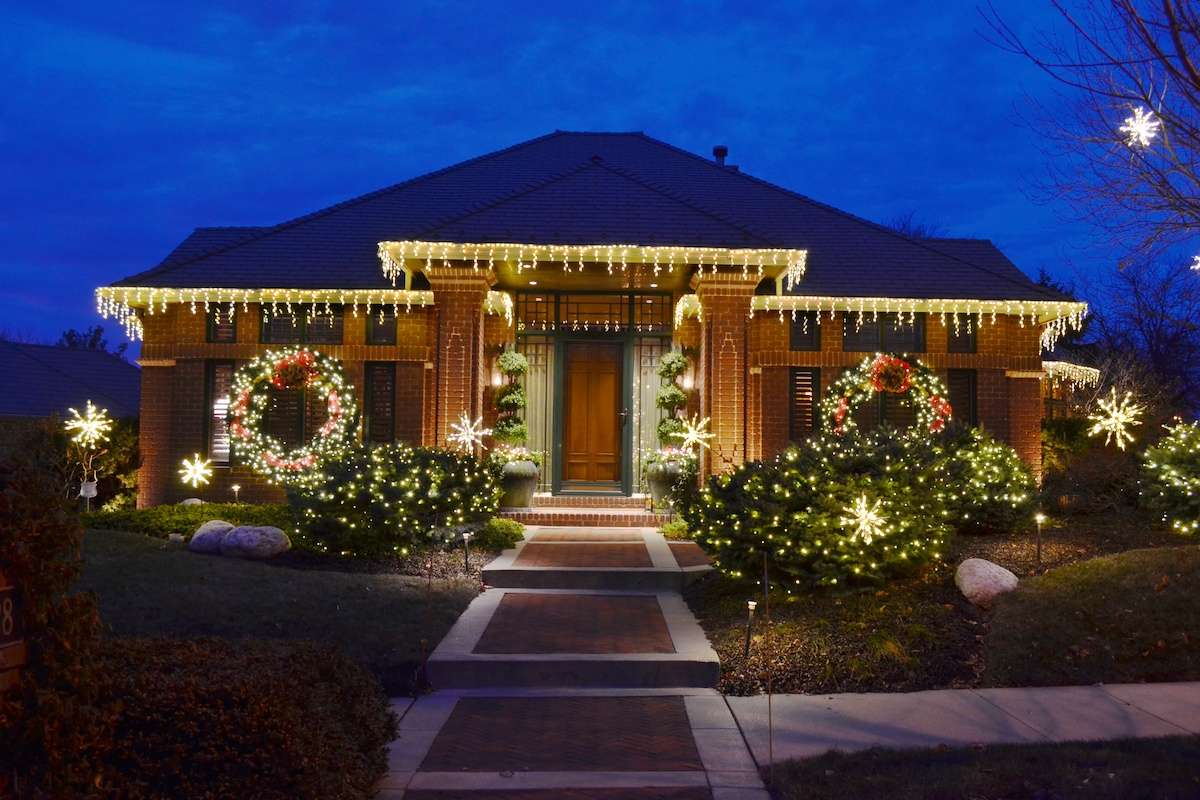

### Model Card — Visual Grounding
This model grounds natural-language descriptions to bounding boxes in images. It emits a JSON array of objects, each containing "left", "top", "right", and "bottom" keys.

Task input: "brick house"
[{"left": 97, "top": 131, "right": 1085, "bottom": 508}]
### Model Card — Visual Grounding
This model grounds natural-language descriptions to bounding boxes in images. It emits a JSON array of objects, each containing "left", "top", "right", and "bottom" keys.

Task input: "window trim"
[
  {"left": 204, "top": 360, "right": 236, "bottom": 465},
  {"left": 788, "top": 366, "right": 821, "bottom": 442}
]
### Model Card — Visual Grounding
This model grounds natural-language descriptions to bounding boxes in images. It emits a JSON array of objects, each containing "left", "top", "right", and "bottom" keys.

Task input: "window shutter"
[
  {"left": 365, "top": 362, "right": 397, "bottom": 443},
  {"left": 206, "top": 362, "right": 234, "bottom": 463},
  {"left": 946, "top": 369, "right": 978, "bottom": 426},
  {"left": 264, "top": 387, "right": 305, "bottom": 447},
  {"left": 788, "top": 367, "right": 820, "bottom": 441},
  {"left": 881, "top": 390, "right": 918, "bottom": 429}
]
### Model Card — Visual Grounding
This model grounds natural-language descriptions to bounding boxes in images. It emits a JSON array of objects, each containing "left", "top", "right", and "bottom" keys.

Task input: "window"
[
  {"left": 260, "top": 305, "right": 343, "bottom": 344},
  {"left": 947, "top": 320, "right": 977, "bottom": 353},
  {"left": 842, "top": 313, "right": 925, "bottom": 353},
  {"left": 206, "top": 304, "right": 236, "bottom": 343},
  {"left": 946, "top": 369, "right": 978, "bottom": 426},
  {"left": 206, "top": 361, "right": 234, "bottom": 464},
  {"left": 788, "top": 368, "right": 820, "bottom": 441},
  {"left": 364, "top": 362, "right": 396, "bottom": 443},
  {"left": 789, "top": 311, "right": 820, "bottom": 351},
  {"left": 367, "top": 306, "right": 397, "bottom": 345}
]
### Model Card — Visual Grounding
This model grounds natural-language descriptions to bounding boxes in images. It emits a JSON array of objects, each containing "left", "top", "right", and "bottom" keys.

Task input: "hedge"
[{"left": 82, "top": 502, "right": 296, "bottom": 540}]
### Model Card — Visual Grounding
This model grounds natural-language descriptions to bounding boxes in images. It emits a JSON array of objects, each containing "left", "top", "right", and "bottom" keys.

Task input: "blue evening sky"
[{"left": 0, "top": 1, "right": 1098, "bottom": 346}]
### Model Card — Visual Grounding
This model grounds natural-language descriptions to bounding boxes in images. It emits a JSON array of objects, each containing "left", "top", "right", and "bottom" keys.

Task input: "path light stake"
[
  {"left": 231, "top": 483, "right": 241, "bottom": 503},
  {"left": 1034, "top": 512, "right": 1047, "bottom": 572},
  {"left": 462, "top": 531, "right": 473, "bottom": 572},
  {"left": 743, "top": 600, "right": 757, "bottom": 659}
]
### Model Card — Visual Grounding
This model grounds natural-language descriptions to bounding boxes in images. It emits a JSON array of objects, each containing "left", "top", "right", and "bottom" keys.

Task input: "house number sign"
[{"left": 0, "top": 569, "right": 25, "bottom": 694}]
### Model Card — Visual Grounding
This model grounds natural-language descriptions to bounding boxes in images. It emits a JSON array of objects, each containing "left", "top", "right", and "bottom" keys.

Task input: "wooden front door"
[{"left": 562, "top": 341, "right": 623, "bottom": 485}]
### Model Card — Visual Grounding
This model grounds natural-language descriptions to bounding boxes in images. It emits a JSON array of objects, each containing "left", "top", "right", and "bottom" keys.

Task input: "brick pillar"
[
  {"left": 136, "top": 362, "right": 174, "bottom": 508},
  {"left": 426, "top": 267, "right": 492, "bottom": 446},
  {"left": 695, "top": 272, "right": 757, "bottom": 475},
  {"left": 1007, "top": 373, "right": 1043, "bottom": 478}
]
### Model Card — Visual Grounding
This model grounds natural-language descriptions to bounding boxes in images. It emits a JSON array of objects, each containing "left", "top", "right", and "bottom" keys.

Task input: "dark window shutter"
[
  {"left": 789, "top": 311, "right": 821, "bottom": 351},
  {"left": 206, "top": 361, "right": 234, "bottom": 463},
  {"left": 207, "top": 304, "right": 236, "bottom": 343},
  {"left": 788, "top": 368, "right": 820, "bottom": 441},
  {"left": 365, "top": 362, "right": 396, "bottom": 443},
  {"left": 264, "top": 386, "right": 304, "bottom": 447},
  {"left": 947, "top": 369, "right": 978, "bottom": 426},
  {"left": 881, "top": 390, "right": 918, "bottom": 429}
]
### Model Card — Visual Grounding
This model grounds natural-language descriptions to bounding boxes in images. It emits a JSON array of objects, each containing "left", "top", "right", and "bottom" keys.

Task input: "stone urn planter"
[
  {"left": 499, "top": 460, "right": 539, "bottom": 509},
  {"left": 645, "top": 460, "right": 683, "bottom": 512}
]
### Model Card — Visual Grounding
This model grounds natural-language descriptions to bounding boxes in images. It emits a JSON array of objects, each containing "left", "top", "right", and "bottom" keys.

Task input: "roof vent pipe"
[{"left": 712, "top": 145, "right": 728, "bottom": 166}]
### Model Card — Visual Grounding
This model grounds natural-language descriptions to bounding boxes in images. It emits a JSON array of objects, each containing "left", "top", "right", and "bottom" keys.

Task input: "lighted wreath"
[
  {"left": 228, "top": 347, "right": 356, "bottom": 485},
  {"left": 821, "top": 353, "right": 953, "bottom": 435}
]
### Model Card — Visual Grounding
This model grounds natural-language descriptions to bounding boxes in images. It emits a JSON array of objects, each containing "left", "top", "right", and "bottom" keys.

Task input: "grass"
[
  {"left": 686, "top": 509, "right": 1188, "bottom": 695},
  {"left": 985, "top": 546, "right": 1200, "bottom": 687},
  {"left": 78, "top": 528, "right": 479, "bottom": 694},
  {"left": 769, "top": 737, "right": 1200, "bottom": 800}
]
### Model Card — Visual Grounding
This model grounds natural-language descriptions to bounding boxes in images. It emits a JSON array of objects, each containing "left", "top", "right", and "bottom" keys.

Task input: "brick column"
[
  {"left": 136, "top": 362, "right": 174, "bottom": 508},
  {"left": 426, "top": 267, "right": 492, "bottom": 446},
  {"left": 1006, "top": 372, "right": 1043, "bottom": 479},
  {"left": 695, "top": 272, "right": 758, "bottom": 475}
]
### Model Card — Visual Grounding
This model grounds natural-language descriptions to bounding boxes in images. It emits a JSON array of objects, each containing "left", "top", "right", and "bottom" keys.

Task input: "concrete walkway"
[{"left": 380, "top": 526, "right": 1199, "bottom": 798}]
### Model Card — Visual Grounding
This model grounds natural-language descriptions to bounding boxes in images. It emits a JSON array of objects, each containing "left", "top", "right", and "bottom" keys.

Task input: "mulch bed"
[{"left": 267, "top": 545, "right": 495, "bottom": 580}]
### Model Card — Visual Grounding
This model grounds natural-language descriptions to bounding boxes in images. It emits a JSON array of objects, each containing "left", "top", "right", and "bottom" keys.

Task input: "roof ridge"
[
  {"left": 630, "top": 133, "right": 1065, "bottom": 301},
  {"left": 0, "top": 341, "right": 138, "bottom": 414},
  {"left": 117, "top": 131, "right": 574, "bottom": 286}
]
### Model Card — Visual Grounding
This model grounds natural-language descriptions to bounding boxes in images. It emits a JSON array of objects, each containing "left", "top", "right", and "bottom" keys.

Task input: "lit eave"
[{"left": 1042, "top": 360, "right": 1101, "bottom": 389}]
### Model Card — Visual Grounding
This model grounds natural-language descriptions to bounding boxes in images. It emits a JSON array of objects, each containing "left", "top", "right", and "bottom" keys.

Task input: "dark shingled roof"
[
  {"left": 0, "top": 341, "right": 140, "bottom": 419},
  {"left": 114, "top": 131, "right": 1062, "bottom": 302}
]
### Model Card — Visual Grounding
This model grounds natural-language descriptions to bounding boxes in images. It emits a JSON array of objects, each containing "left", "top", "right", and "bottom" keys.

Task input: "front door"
[{"left": 562, "top": 341, "right": 622, "bottom": 487}]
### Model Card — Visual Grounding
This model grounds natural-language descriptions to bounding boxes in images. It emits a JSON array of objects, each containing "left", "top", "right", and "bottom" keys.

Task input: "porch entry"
[{"left": 515, "top": 291, "right": 672, "bottom": 495}]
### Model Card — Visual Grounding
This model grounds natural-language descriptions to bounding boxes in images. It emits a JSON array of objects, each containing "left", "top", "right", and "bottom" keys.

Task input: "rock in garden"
[
  {"left": 188, "top": 520, "right": 234, "bottom": 553},
  {"left": 180, "top": 498, "right": 204, "bottom": 506},
  {"left": 955, "top": 558, "right": 1018, "bottom": 609},
  {"left": 219, "top": 526, "right": 291, "bottom": 559}
]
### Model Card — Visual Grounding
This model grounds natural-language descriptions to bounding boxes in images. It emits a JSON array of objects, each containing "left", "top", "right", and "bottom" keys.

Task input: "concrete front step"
[
  {"left": 501, "top": 507, "right": 672, "bottom": 527},
  {"left": 531, "top": 493, "right": 650, "bottom": 509},
  {"left": 427, "top": 589, "right": 720, "bottom": 689}
]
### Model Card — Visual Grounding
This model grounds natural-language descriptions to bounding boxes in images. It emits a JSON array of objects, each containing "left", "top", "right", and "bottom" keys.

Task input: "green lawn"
[
  {"left": 985, "top": 546, "right": 1200, "bottom": 686},
  {"left": 686, "top": 509, "right": 1193, "bottom": 695},
  {"left": 769, "top": 737, "right": 1200, "bottom": 800},
  {"left": 78, "top": 528, "right": 479, "bottom": 694}
]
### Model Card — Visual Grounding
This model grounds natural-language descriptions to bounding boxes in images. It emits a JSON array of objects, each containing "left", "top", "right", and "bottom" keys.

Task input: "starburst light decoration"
[
  {"left": 64, "top": 400, "right": 113, "bottom": 449},
  {"left": 1119, "top": 106, "right": 1160, "bottom": 148},
  {"left": 1088, "top": 387, "right": 1146, "bottom": 450},
  {"left": 841, "top": 494, "right": 887, "bottom": 545},
  {"left": 179, "top": 454, "right": 213, "bottom": 488},
  {"left": 1191, "top": 254, "right": 1200, "bottom": 272},
  {"left": 670, "top": 414, "right": 715, "bottom": 452},
  {"left": 448, "top": 412, "right": 492, "bottom": 452}
]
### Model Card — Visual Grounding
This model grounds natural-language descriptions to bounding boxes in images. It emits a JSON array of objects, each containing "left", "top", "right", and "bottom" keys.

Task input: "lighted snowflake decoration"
[
  {"left": 1088, "top": 387, "right": 1145, "bottom": 451},
  {"left": 447, "top": 412, "right": 492, "bottom": 451},
  {"left": 178, "top": 453, "right": 213, "bottom": 488},
  {"left": 64, "top": 400, "right": 113, "bottom": 449},
  {"left": 841, "top": 494, "right": 887, "bottom": 545},
  {"left": 670, "top": 414, "right": 715, "bottom": 452},
  {"left": 1119, "top": 106, "right": 1160, "bottom": 148},
  {"left": 1191, "top": 254, "right": 1200, "bottom": 272}
]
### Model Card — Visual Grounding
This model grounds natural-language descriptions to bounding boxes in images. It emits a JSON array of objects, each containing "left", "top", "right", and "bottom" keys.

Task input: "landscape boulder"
[
  {"left": 955, "top": 558, "right": 1018, "bottom": 609},
  {"left": 219, "top": 525, "right": 291, "bottom": 559},
  {"left": 188, "top": 520, "right": 234, "bottom": 554},
  {"left": 180, "top": 498, "right": 204, "bottom": 506}
]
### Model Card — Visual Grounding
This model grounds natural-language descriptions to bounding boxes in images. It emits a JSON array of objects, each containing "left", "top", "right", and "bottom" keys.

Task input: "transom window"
[{"left": 515, "top": 292, "right": 671, "bottom": 334}]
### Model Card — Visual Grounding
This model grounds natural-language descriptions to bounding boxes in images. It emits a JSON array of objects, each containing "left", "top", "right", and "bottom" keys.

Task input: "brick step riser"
[
  {"left": 501, "top": 511, "right": 671, "bottom": 527},
  {"left": 529, "top": 495, "right": 649, "bottom": 509},
  {"left": 426, "top": 658, "right": 720, "bottom": 690},
  {"left": 481, "top": 567, "right": 685, "bottom": 592}
]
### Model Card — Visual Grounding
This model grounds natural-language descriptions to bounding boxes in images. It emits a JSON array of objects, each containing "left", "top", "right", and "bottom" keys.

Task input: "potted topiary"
[
  {"left": 645, "top": 351, "right": 692, "bottom": 510},
  {"left": 492, "top": 350, "right": 539, "bottom": 508}
]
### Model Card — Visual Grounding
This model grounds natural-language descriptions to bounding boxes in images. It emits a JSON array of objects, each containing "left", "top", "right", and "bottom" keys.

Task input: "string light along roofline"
[
  {"left": 1042, "top": 361, "right": 1101, "bottom": 390},
  {"left": 747, "top": 294, "right": 1089, "bottom": 352},
  {"left": 377, "top": 240, "right": 808, "bottom": 288},
  {"left": 95, "top": 286, "right": 436, "bottom": 341}
]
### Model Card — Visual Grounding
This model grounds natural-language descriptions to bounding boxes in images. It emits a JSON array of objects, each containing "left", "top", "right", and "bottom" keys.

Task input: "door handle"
[{"left": 619, "top": 408, "right": 629, "bottom": 426}]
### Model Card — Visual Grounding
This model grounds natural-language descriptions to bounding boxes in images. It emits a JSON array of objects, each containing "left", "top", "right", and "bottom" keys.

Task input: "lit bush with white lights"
[
  {"left": 681, "top": 428, "right": 952, "bottom": 590},
  {"left": 939, "top": 425, "right": 1036, "bottom": 534},
  {"left": 289, "top": 443, "right": 501, "bottom": 558},
  {"left": 1141, "top": 420, "right": 1200, "bottom": 536}
]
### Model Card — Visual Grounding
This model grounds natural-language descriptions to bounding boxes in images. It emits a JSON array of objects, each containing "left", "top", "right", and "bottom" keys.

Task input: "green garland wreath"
[
  {"left": 228, "top": 347, "right": 357, "bottom": 486},
  {"left": 820, "top": 353, "right": 953, "bottom": 435}
]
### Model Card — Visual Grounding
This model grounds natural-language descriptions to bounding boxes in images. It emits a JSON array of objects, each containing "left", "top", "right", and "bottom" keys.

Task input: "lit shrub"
[
  {"left": 290, "top": 443, "right": 501, "bottom": 558},
  {"left": 1142, "top": 420, "right": 1200, "bottom": 536},
  {"left": 474, "top": 517, "right": 525, "bottom": 550},
  {"left": 682, "top": 428, "right": 951, "bottom": 589},
  {"left": 83, "top": 502, "right": 295, "bottom": 539},
  {"left": 940, "top": 426, "right": 1036, "bottom": 534}
]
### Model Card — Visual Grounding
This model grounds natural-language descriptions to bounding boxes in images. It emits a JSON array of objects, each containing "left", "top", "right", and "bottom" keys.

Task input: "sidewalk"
[{"left": 727, "top": 681, "right": 1200, "bottom": 764}]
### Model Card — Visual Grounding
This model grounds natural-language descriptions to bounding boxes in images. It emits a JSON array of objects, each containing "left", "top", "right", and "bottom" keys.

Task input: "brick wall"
[
  {"left": 695, "top": 273, "right": 758, "bottom": 475},
  {"left": 135, "top": 302, "right": 437, "bottom": 507},
  {"left": 748, "top": 310, "right": 1046, "bottom": 469}
]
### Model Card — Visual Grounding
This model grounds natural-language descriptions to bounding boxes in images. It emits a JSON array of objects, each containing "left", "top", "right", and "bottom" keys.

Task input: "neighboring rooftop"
[
  {"left": 0, "top": 341, "right": 140, "bottom": 418},
  {"left": 113, "top": 131, "right": 1065, "bottom": 303}
]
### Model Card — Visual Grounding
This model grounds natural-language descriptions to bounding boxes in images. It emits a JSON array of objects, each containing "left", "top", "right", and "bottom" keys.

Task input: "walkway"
[{"left": 379, "top": 527, "right": 1200, "bottom": 798}]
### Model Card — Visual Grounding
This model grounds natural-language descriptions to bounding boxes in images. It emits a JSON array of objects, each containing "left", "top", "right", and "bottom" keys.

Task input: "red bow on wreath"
[
  {"left": 271, "top": 350, "right": 319, "bottom": 389},
  {"left": 869, "top": 354, "right": 912, "bottom": 394},
  {"left": 928, "top": 394, "right": 953, "bottom": 432}
]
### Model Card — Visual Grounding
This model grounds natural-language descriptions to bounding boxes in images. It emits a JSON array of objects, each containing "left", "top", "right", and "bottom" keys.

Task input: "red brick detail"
[
  {"left": 529, "top": 531, "right": 644, "bottom": 542},
  {"left": 514, "top": 542, "right": 652, "bottom": 568},
  {"left": 1007, "top": 375, "right": 1043, "bottom": 478},
  {"left": 668, "top": 541, "right": 711, "bottom": 568},
  {"left": 136, "top": 366, "right": 174, "bottom": 508},
  {"left": 532, "top": 494, "right": 646, "bottom": 508},
  {"left": 427, "top": 269, "right": 492, "bottom": 447},
  {"left": 695, "top": 273, "right": 758, "bottom": 476},
  {"left": 420, "top": 696, "right": 703, "bottom": 772},
  {"left": 473, "top": 594, "right": 674, "bottom": 654},
  {"left": 759, "top": 366, "right": 790, "bottom": 461},
  {"left": 406, "top": 790, "right": 712, "bottom": 800},
  {"left": 501, "top": 509, "right": 671, "bottom": 527}
]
